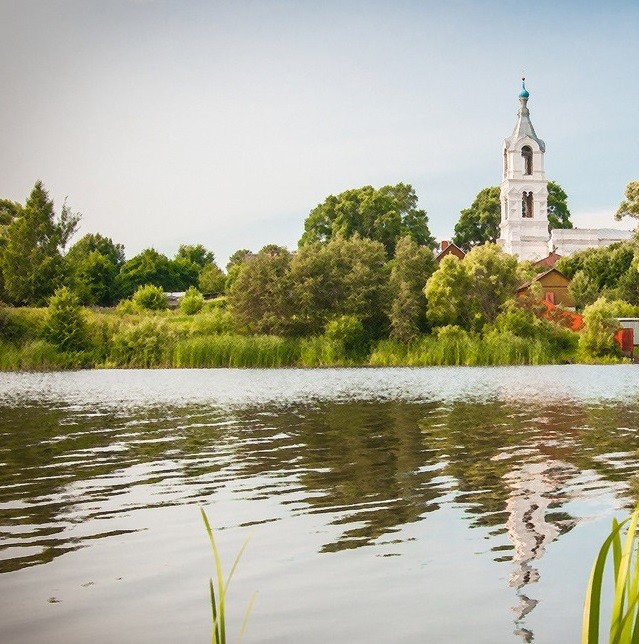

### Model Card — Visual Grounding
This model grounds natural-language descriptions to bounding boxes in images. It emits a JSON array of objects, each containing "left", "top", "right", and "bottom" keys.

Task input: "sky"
[{"left": 1, "top": 0, "right": 638, "bottom": 266}]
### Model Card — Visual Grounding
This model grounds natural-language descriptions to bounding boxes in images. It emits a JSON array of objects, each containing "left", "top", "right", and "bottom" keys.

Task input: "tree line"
[{"left": 1, "top": 178, "right": 639, "bottom": 367}]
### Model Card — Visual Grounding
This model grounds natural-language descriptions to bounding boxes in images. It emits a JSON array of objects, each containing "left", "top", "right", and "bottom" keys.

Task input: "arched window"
[
  {"left": 521, "top": 146, "right": 533, "bottom": 175},
  {"left": 503, "top": 149, "right": 508, "bottom": 175},
  {"left": 522, "top": 191, "right": 534, "bottom": 218}
]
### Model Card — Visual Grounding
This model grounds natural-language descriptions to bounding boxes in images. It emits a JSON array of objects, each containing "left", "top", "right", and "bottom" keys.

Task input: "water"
[{"left": 1, "top": 366, "right": 638, "bottom": 643}]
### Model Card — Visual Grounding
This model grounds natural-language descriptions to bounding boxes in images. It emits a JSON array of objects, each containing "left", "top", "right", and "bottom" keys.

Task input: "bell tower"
[{"left": 498, "top": 79, "right": 549, "bottom": 260}]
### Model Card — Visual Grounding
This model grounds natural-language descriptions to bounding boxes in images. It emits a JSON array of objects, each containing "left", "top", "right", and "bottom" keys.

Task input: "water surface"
[{"left": 1, "top": 366, "right": 638, "bottom": 642}]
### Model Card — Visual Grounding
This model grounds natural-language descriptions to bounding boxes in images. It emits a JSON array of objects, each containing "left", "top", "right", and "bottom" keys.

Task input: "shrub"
[
  {"left": 42, "top": 287, "right": 90, "bottom": 353},
  {"left": 179, "top": 286, "right": 204, "bottom": 315},
  {"left": 190, "top": 308, "right": 235, "bottom": 335},
  {"left": 108, "top": 318, "right": 174, "bottom": 367},
  {"left": 579, "top": 298, "right": 622, "bottom": 361},
  {"left": 132, "top": 284, "right": 168, "bottom": 311},
  {"left": 324, "top": 315, "right": 366, "bottom": 359}
]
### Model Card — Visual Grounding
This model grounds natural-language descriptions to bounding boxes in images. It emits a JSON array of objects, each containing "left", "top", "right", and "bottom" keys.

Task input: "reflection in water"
[{"left": 1, "top": 368, "right": 639, "bottom": 642}]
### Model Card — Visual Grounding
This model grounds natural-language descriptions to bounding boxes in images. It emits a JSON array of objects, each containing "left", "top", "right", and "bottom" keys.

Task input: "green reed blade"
[
  {"left": 237, "top": 592, "right": 258, "bottom": 644},
  {"left": 611, "top": 509, "right": 639, "bottom": 642}
]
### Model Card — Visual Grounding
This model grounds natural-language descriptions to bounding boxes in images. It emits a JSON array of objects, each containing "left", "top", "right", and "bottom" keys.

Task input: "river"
[{"left": 1, "top": 366, "right": 638, "bottom": 642}]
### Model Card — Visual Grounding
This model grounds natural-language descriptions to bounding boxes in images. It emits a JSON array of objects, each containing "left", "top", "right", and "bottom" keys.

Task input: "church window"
[
  {"left": 522, "top": 146, "right": 533, "bottom": 175},
  {"left": 503, "top": 149, "right": 508, "bottom": 175},
  {"left": 522, "top": 191, "right": 533, "bottom": 218}
]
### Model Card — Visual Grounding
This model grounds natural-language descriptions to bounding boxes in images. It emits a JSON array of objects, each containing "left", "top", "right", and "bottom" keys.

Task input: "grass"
[
  {"left": 201, "top": 509, "right": 256, "bottom": 644},
  {"left": 583, "top": 504, "right": 639, "bottom": 643}
]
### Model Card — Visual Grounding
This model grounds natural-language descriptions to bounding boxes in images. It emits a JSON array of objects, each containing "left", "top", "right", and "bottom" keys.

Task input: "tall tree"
[
  {"left": 176, "top": 244, "right": 215, "bottom": 268},
  {"left": 452, "top": 181, "right": 572, "bottom": 252},
  {"left": 299, "top": 183, "right": 435, "bottom": 257},
  {"left": 388, "top": 236, "right": 436, "bottom": 343},
  {"left": 615, "top": 180, "right": 639, "bottom": 220},
  {"left": 0, "top": 199, "right": 22, "bottom": 300},
  {"left": 228, "top": 245, "right": 293, "bottom": 335},
  {"left": 0, "top": 181, "right": 79, "bottom": 305}
]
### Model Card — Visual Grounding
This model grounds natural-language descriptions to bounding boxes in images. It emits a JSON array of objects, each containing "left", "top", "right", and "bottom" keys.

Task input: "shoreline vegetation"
[
  {"left": 0, "top": 295, "right": 631, "bottom": 371},
  {"left": 3, "top": 180, "right": 639, "bottom": 371}
]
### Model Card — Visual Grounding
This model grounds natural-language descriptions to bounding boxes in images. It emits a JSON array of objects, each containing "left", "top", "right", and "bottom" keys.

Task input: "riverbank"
[{"left": 0, "top": 304, "right": 625, "bottom": 370}]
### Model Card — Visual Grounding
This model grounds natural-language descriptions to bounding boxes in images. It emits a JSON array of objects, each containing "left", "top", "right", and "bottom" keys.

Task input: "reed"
[
  {"left": 582, "top": 504, "right": 639, "bottom": 643},
  {"left": 200, "top": 509, "right": 255, "bottom": 644},
  {"left": 173, "top": 334, "right": 301, "bottom": 368}
]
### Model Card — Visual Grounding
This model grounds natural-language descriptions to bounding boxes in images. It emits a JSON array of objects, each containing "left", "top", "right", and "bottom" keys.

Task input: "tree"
[
  {"left": 452, "top": 187, "right": 501, "bottom": 252},
  {"left": 289, "top": 235, "right": 390, "bottom": 337},
  {"left": 547, "top": 180, "right": 572, "bottom": 230},
  {"left": 578, "top": 298, "right": 621, "bottom": 360},
  {"left": 228, "top": 246, "right": 294, "bottom": 335},
  {"left": 452, "top": 181, "right": 572, "bottom": 252},
  {"left": 0, "top": 199, "right": 21, "bottom": 300},
  {"left": 615, "top": 181, "right": 639, "bottom": 220},
  {"left": 116, "top": 249, "right": 171, "bottom": 298},
  {"left": 388, "top": 236, "right": 436, "bottom": 343},
  {"left": 179, "top": 286, "right": 205, "bottom": 315},
  {"left": 65, "top": 233, "right": 125, "bottom": 306},
  {"left": 425, "top": 244, "right": 518, "bottom": 331},
  {"left": 0, "top": 181, "right": 80, "bottom": 305},
  {"left": 199, "top": 263, "right": 226, "bottom": 295},
  {"left": 176, "top": 244, "right": 215, "bottom": 268},
  {"left": 132, "top": 284, "right": 168, "bottom": 310},
  {"left": 299, "top": 183, "right": 435, "bottom": 257}
]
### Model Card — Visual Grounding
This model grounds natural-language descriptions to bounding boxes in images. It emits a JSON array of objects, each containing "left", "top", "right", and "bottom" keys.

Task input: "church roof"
[{"left": 505, "top": 79, "right": 545, "bottom": 152}]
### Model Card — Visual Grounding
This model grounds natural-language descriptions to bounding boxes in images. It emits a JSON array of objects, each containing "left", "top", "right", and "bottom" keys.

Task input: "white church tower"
[{"left": 498, "top": 79, "right": 550, "bottom": 261}]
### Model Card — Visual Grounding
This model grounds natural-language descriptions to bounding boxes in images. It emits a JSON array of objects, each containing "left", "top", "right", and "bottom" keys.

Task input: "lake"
[{"left": 1, "top": 366, "right": 638, "bottom": 643}]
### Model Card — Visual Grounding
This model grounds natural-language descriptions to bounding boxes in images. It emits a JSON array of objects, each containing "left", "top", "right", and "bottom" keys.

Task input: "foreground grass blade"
[
  {"left": 583, "top": 505, "right": 639, "bottom": 644},
  {"left": 200, "top": 508, "right": 255, "bottom": 644}
]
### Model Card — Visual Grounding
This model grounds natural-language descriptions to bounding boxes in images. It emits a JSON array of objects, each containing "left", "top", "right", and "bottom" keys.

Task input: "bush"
[
  {"left": 179, "top": 286, "right": 204, "bottom": 315},
  {"left": 324, "top": 315, "right": 366, "bottom": 359},
  {"left": 132, "top": 284, "right": 168, "bottom": 311},
  {"left": 42, "top": 287, "right": 90, "bottom": 353},
  {"left": 190, "top": 308, "right": 235, "bottom": 335},
  {"left": 108, "top": 319, "right": 174, "bottom": 367},
  {"left": 579, "top": 297, "right": 622, "bottom": 361}
]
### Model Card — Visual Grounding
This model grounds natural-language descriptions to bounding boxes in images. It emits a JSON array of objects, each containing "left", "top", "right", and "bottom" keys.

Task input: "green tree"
[
  {"left": 199, "top": 262, "right": 226, "bottom": 294},
  {"left": 615, "top": 181, "right": 639, "bottom": 220},
  {"left": 65, "top": 233, "right": 124, "bottom": 306},
  {"left": 547, "top": 180, "right": 573, "bottom": 230},
  {"left": 0, "top": 199, "right": 21, "bottom": 300},
  {"left": 299, "top": 183, "right": 435, "bottom": 256},
  {"left": 388, "top": 236, "right": 436, "bottom": 343},
  {"left": 176, "top": 244, "right": 215, "bottom": 269},
  {"left": 167, "top": 257, "right": 199, "bottom": 291},
  {"left": 569, "top": 270, "right": 600, "bottom": 311},
  {"left": 42, "top": 286, "right": 89, "bottom": 353},
  {"left": 289, "top": 235, "right": 390, "bottom": 337},
  {"left": 452, "top": 187, "right": 501, "bottom": 251},
  {"left": 116, "top": 248, "right": 171, "bottom": 298},
  {"left": 425, "top": 244, "right": 518, "bottom": 331},
  {"left": 228, "top": 245, "right": 293, "bottom": 335},
  {"left": 0, "top": 181, "right": 80, "bottom": 305}
]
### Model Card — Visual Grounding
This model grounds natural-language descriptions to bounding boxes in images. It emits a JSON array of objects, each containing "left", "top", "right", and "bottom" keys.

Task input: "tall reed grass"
[{"left": 583, "top": 504, "right": 639, "bottom": 643}]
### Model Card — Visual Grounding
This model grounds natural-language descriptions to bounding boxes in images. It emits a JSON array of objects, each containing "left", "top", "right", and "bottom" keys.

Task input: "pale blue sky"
[{"left": 1, "top": 0, "right": 638, "bottom": 265}]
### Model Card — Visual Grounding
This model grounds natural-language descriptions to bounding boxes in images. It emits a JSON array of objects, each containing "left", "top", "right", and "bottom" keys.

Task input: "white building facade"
[{"left": 498, "top": 80, "right": 631, "bottom": 260}]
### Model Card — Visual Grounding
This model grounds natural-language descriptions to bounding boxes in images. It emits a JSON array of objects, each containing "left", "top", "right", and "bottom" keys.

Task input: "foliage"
[
  {"left": 425, "top": 244, "right": 518, "bottom": 331},
  {"left": 65, "top": 232, "right": 125, "bottom": 268},
  {"left": 547, "top": 180, "right": 573, "bottom": 230},
  {"left": 325, "top": 315, "right": 366, "bottom": 360},
  {"left": 452, "top": 186, "right": 501, "bottom": 251},
  {"left": 179, "top": 286, "right": 205, "bottom": 315},
  {"left": 570, "top": 270, "right": 601, "bottom": 311},
  {"left": 200, "top": 509, "right": 255, "bottom": 644},
  {"left": 69, "top": 250, "right": 120, "bottom": 306},
  {"left": 42, "top": 287, "right": 89, "bottom": 353},
  {"left": 388, "top": 236, "right": 436, "bottom": 343},
  {"left": 578, "top": 298, "right": 622, "bottom": 361},
  {"left": 132, "top": 284, "right": 168, "bottom": 311},
  {"left": 289, "top": 235, "right": 390, "bottom": 337},
  {"left": 0, "top": 181, "right": 80, "bottom": 305},
  {"left": 615, "top": 180, "right": 639, "bottom": 220},
  {"left": 199, "top": 262, "right": 226, "bottom": 295},
  {"left": 108, "top": 318, "right": 174, "bottom": 367},
  {"left": 228, "top": 245, "right": 293, "bottom": 335},
  {"left": 176, "top": 244, "right": 215, "bottom": 268},
  {"left": 299, "top": 183, "right": 436, "bottom": 256},
  {"left": 582, "top": 504, "right": 639, "bottom": 644}
]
